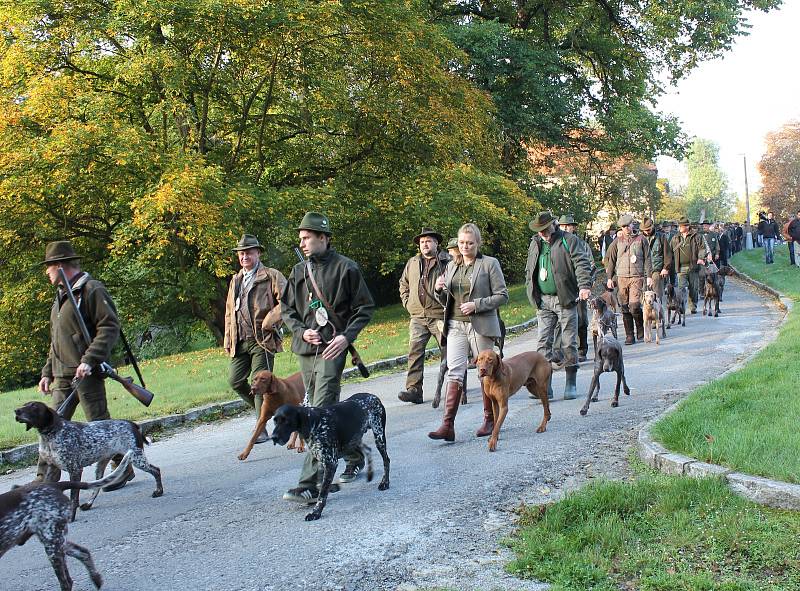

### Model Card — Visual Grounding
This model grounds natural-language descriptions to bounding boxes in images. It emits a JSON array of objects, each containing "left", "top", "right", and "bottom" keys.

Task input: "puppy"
[
  {"left": 271, "top": 393, "right": 390, "bottom": 521},
  {"left": 703, "top": 271, "right": 721, "bottom": 317},
  {"left": 589, "top": 296, "right": 618, "bottom": 357},
  {"left": 642, "top": 290, "right": 666, "bottom": 344},
  {"left": 580, "top": 330, "right": 630, "bottom": 416},
  {"left": 475, "top": 350, "right": 551, "bottom": 452},
  {"left": 238, "top": 370, "right": 305, "bottom": 460},
  {"left": 665, "top": 282, "right": 686, "bottom": 327},
  {"left": 15, "top": 402, "right": 163, "bottom": 521},
  {"left": 0, "top": 452, "right": 131, "bottom": 591}
]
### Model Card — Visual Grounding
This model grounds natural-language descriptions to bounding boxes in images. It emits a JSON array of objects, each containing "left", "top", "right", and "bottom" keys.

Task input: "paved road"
[{"left": 1, "top": 278, "right": 781, "bottom": 591}]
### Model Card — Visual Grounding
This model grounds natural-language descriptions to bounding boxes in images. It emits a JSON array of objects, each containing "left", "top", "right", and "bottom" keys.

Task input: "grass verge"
[
  {"left": 651, "top": 244, "right": 800, "bottom": 482},
  {"left": 508, "top": 472, "right": 800, "bottom": 591},
  {"left": 0, "top": 284, "right": 533, "bottom": 450}
]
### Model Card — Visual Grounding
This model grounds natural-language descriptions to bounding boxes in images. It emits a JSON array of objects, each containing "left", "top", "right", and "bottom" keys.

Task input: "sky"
[{"left": 655, "top": 1, "right": 800, "bottom": 201}]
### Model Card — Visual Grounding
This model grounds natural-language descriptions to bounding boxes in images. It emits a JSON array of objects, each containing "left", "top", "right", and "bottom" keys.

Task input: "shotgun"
[
  {"left": 293, "top": 247, "right": 370, "bottom": 378},
  {"left": 55, "top": 267, "right": 154, "bottom": 414}
]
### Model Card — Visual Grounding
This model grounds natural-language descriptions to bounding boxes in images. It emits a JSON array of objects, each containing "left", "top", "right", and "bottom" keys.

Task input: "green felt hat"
[
  {"left": 297, "top": 212, "right": 332, "bottom": 235},
  {"left": 232, "top": 234, "right": 264, "bottom": 252}
]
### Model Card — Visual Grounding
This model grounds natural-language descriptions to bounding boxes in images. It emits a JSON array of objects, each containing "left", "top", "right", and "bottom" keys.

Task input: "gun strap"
[
  {"left": 118, "top": 329, "right": 146, "bottom": 389},
  {"left": 303, "top": 260, "right": 364, "bottom": 365}
]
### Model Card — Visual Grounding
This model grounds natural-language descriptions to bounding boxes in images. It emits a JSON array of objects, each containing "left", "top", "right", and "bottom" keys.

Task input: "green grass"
[
  {"left": 651, "top": 244, "right": 800, "bottom": 482},
  {"left": 508, "top": 473, "right": 800, "bottom": 591},
  {"left": 0, "top": 284, "right": 533, "bottom": 450}
]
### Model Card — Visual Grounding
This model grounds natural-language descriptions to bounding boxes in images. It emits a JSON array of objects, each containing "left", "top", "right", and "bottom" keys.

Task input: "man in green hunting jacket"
[
  {"left": 280, "top": 212, "right": 375, "bottom": 504},
  {"left": 525, "top": 211, "right": 593, "bottom": 400},
  {"left": 37, "top": 241, "right": 123, "bottom": 484}
]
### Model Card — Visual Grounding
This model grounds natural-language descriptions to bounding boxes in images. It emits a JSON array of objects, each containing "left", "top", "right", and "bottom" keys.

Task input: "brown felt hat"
[
  {"left": 677, "top": 216, "right": 690, "bottom": 226},
  {"left": 232, "top": 234, "right": 264, "bottom": 252},
  {"left": 41, "top": 241, "right": 82, "bottom": 265},
  {"left": 641, "top": 218, "right": 654, "bottom": 231},
  {"left": 413, "top": 227, "right": 444, "bottom": 245},
  {"left": 529, "top": 211, "right": 556, "bottom": 232}
]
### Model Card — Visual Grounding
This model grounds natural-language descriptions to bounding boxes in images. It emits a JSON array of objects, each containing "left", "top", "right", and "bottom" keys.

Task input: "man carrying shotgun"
[
  {"left": 36, "top": 241, "right": 132, "bottom": 489},
  {"left": 280, "top": 212, "right": 375, "bottom": 504}
]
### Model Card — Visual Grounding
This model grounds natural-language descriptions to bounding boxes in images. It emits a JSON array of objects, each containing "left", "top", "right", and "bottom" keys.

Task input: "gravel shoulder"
[{"left": 1, "top": 278, "right": 780, "bottom": 591}]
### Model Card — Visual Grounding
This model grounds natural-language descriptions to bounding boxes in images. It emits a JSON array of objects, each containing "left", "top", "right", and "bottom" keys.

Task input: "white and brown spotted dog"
[
  {"left": 0, "top": 452, "right": 132, "bottom": 591},
  {"left": 15, "top": 401, "right": 163, "bottom": 521}
]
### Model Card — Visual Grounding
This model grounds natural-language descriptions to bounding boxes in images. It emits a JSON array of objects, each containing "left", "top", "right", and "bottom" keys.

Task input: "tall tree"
[
  {"left": 684, "top": 138, "right": 734, "bottom": 221},
  {"left": 758, "top": 121, "right": 800, "bottom": 218}
]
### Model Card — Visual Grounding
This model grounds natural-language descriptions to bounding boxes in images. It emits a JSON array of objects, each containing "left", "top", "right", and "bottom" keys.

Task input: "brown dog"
[
  {"left": 476, "top": 350, "right": 552, "bottom": 452},
  {"left": 238, "top": 370, "right": 305, "bottom": 460}
]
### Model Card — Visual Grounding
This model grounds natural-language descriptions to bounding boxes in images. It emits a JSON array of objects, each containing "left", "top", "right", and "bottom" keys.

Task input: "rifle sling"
[{"left": 303, "top": 260, "right": 364, "bottom": 365}]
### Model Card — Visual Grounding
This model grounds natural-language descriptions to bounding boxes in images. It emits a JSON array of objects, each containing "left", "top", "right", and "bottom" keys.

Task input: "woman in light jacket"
[{"left": 429, "top": 223, "right": 508, "bottom": 442}]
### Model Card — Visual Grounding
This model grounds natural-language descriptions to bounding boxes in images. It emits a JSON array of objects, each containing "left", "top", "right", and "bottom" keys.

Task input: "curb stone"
[
  {"left": 638, "top": 268, "right": 800, "bottom": 510},
  {"left": 1, "top": 316, "right": 539, "bottom": 467}
]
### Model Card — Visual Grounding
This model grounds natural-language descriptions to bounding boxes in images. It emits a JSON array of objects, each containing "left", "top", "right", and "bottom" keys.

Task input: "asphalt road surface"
[{"left": 1, "top": 278, "right": 781, "bottom": 591}]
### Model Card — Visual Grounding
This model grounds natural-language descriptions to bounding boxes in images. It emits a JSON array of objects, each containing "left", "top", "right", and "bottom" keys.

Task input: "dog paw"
[
  {"left": 152, "top": 489, "right": 164, "bottom": 498},
  {"left": 305, "top": 512, "right": 322, "bottom": 521},
  {"left": 536, "top": 426, "right": 546, "bottom": 433},
  {"left": 329, "top": 483, "right": 341, "bottom": 493},
  {"left": 591, "top": 396, "right": 599, "bottom": 402},
  {"left": 579, "top": 408, "right": 588, "bottom": 416},
  {"left": 79, "top": 503, "right": 93, "bottom": 511},
  {"left": 237, "top": 453, "right": 248, "bottom": 461},
  {"left": 378, "top": 480, "right": 390, "bottom": 491},
  {"left": 611, "top": 401, "right": 619, "bottom": 407}
]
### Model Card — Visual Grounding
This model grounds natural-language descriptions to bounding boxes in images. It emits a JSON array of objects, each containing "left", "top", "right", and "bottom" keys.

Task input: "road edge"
[{"left": 637, "top": 268, "right": 799, "bottom": 510}]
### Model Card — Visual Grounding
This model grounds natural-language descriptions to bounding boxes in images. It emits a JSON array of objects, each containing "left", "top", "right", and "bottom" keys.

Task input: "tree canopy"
[
  {"left": 758, "top": 121, "right": 800, "bottom": 218},
  {"left": 0, "top": 0, "right": 782, "bottom": 388},
  {"left": 683, "top": 138, "right": 734, "bottom": 222}
]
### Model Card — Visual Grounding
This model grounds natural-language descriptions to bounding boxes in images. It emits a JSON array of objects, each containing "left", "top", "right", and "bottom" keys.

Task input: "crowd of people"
[{"left": 34, "top": 206, "right": 797, "bottom": 504}]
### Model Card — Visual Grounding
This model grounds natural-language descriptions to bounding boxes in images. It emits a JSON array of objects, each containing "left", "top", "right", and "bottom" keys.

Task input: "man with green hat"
[
  {"left": 398, "top": 228, "right": 450, "bottom": 404},
  {"left": 525, "top": 212, "right": 593, "bottom": 400},
  {"left": 224, "top": 234, "right": 287, "bottom": 443},
  {"left": 281, "top": 212, "right": 375, "bottom": 503},
  {"left": 37, "top": 241, "right": 126, "bottom": 484},
  {"left": 605, "top": 214, "right": 653, "bottom": 344},
  {"left": 554, "top": 214, "right": 595, "bottom": 362},
  {"left": 670, "top": 217, "right": 707, "bottom": 314}
]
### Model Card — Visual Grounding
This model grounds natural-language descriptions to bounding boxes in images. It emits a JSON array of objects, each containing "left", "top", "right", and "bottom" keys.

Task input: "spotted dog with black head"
[{"left": 271, "top": 393, "right": 390, "bottom": 521}]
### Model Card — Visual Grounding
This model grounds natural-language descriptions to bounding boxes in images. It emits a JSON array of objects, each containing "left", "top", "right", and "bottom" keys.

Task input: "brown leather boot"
[
  {"left": 475, "top": 386, "right": 494, "bottom": 437},
  {"left": 428, "top": 381, "right": 462, "bottom": 442}
]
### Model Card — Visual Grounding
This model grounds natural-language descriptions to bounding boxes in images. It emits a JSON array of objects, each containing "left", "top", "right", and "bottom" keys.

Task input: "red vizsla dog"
[
  {"left": 238, "top": 370, "right": 305, "bottom": 460},
  {"left": 476, "top": 350, "right": 552, "bottom": 452}
]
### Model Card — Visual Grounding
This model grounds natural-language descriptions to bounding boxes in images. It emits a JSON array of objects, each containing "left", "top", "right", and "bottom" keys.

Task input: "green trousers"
[
  {"left": 297, "top": 351, "right": 364, "bottom": 490},
  {"left": 228, "top": 339, "right": 274, "bottom": 416},
  {"left": 677, "top": 270, "right": 700, "bottom": 312},
  {"left": 36, "top": 373, "right": 110, "bottom": 482}
]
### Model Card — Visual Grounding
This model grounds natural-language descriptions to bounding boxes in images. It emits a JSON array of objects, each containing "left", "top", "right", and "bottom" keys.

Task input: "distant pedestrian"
[
  {"left": 224, "top": 234, "right": 287, "bottom": 444},
  {"left": 758, "top": 211, "right": 780, "bottom": 264},
  {"left": 398, "top": 228, "right": 450, "bottom": 404},
  {"left": 429, "top": 223, "right": 508, "bottom": 442},
  {"left": 788, "top": 210, "right": 800, "bottom": 267},
  {"left": 525, "top": 212, "right": 592, "bottom": 400},
  {"left": 641, "top": 218, "right": 671, "bottom": 303}
]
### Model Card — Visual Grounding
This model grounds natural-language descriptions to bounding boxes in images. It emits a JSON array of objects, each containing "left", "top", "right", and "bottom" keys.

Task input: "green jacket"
[
  {"left": 281, "top": 248, "right": 375, "bottom": 356},
  {"left": 42, "top": 273, "right": 120, "bottom": 379},
  {"left": 670, "top": 231, "right": 707, "bottom": 271},
  {"left": 525, "top": 229, "right": 593, "bottom": 310},
  {"left": 399, "top": 250, "right": 450, "bottom": 319},
  {"left": 699, "top": 230, "right": 720, "bottom": 258},
  {"left": 646, "top": 231, "right": 673, "bottom": 273}
]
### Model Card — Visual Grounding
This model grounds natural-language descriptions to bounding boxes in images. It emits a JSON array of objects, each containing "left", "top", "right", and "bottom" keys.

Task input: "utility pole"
[{"left": 743, "top": 154, "right": 753, "bottom": 249}]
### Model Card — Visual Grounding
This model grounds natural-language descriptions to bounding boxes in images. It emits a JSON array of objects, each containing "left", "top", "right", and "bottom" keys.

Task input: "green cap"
[
  {"left": 297, "top": 212, "right": 332, "bottom": 235},
  {"left": 558, "top": 214, "right": 576, "bottom": 225},
  {"left": 41, "top": 241, "right": 82, "bottom": 265},
  {"left": 446, "top": 237, "right": 459, "bottom": 250}
]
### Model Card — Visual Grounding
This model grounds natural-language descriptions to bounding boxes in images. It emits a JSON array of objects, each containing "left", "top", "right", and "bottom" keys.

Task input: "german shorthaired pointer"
[
  {"left": 0, "top": 452, "right": 132, "bottom": 591},
  {"left": 580, "top": 330, "right": 631, "bottom": 416},
  {"left": 15, "top": 401, "right": 163, "bottom": 521},
  {"left": 270, "top": 393, "right": 390, "bottom": 521}
]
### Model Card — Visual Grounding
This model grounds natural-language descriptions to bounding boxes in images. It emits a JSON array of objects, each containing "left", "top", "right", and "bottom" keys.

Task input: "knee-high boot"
[
  {"left": 622, "top": 312, "right": 635, "bottom": 345},
  {"left": 475, "top": 379, "right": 494, "bottom": 437},
  {"left": 428, "top": 381, "right": 462, "bottom": 442},
  {"left": 633, "top": 307, "right": 645, "bottom": 342}
]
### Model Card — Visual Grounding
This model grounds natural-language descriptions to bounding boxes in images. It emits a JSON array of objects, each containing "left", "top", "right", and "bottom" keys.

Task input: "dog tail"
[{"left": 52, "top": 451, "right": 133, "bottom": 492}]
